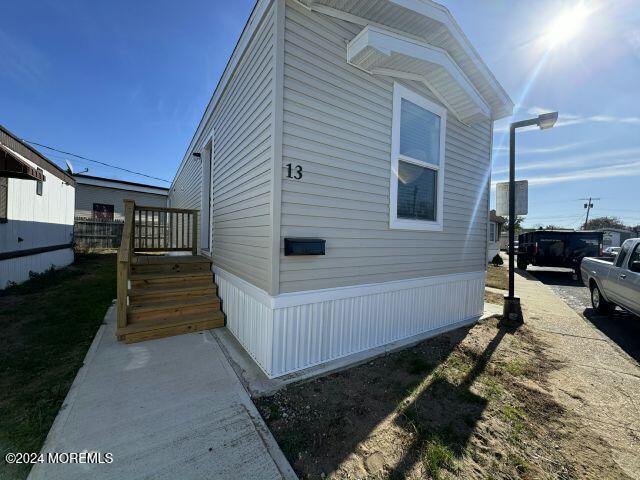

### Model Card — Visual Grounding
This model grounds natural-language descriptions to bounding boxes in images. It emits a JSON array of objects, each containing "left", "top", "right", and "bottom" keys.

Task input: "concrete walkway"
[
  {"left": 516, "top": 272, "right": 640, "bottom": 478},
  {"left": 485, "top": 285, "right": 507, "bottom": 295},
  {"left": 29, "top": 304, "right": 296, "bottom": 480}
]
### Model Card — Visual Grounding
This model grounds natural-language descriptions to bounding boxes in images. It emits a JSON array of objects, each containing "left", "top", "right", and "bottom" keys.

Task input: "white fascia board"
[
  {"left": 170, "top": 0, "right": 273, "bottom": 190},
  {"left": 75, "top": 176, "right": 169, "bottom": 196},
  {"left": 348, "top": 25, "right": 491, "bottom": 120},
  {"left": 389, "top": 0, "right": 513, "bottom": 118}
]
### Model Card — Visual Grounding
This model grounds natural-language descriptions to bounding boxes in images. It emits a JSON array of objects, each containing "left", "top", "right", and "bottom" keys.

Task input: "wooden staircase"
[{"left": 116, "top": 201, "right": 225, "bottom": 343}]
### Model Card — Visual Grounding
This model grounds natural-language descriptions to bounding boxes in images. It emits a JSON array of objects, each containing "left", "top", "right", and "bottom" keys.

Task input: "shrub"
[{"left": 491, "top": 254, "right": 504, "bottom": 266}]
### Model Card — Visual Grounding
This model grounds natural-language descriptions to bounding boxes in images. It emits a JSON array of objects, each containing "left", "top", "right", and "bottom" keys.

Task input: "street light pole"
[
  {"left": 508, "top": 124, "right": 516, "bottom": 300},
  {"left": 503, "top": 111, "right": 559, "bottom": 325}
]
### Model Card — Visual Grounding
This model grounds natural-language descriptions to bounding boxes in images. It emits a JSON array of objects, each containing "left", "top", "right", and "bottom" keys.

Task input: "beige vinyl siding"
[
  {"left": 169, "top": 154, "right": 203, "bottom": 212},
  {"left": 279, "top": 1, "right": 492, "bottom": 293},
  {"left": 168, "top": 155, "right": 203, "bottom": 252},
  {"left": 169, "top": 4, "right": 275, "bottom": 292},
  {"left": 75, "top": 184, "right": 167, "bottom": 220},
  {"left": 211, "top": 6, "right": 274, "bottom": 292}
]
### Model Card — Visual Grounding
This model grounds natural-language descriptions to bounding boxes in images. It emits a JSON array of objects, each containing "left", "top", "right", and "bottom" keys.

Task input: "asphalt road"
[{"left": 525, "top": 266, "right": 640, "bottom": 363}]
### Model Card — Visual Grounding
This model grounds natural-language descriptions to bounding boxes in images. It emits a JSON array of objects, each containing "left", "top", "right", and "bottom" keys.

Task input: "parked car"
[
  {"left": 581, "top": 238, "right": 640, "bottom": 317},
  {"left": 506, "top": 240, "right": 519, "bottom": 252},
  {"left": 603, "top": 246, "right": 621, "bottom": 256},
  {"left": 516, "top": 230, "right": 603, "bottom": 276}
]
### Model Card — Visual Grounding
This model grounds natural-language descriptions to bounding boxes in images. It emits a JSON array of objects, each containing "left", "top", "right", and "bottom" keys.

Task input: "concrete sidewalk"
[
  {"left": 516, "top": 272, "right": 640, "bottom": 477},
  {"left": 29, "top": 304, "right": 296, "bottom": 480}
]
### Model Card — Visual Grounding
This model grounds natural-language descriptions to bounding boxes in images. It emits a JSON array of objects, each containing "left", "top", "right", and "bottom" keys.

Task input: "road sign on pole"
[{"left": 496, "top": 180, "right": 528, "bottom": 217}]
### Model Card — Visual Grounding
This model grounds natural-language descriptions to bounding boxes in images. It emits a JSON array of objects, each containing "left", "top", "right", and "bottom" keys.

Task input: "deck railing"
[
  {"left": 116, "top": 200, "right": 200, "bottom": 331},
  {"left": 133, "top": 205, "right": 198, "bottom": 255}
]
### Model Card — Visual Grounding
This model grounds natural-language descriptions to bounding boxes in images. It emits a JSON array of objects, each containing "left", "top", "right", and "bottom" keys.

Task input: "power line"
[{"left": 24, "top": 139, "right": 172, "bottom": 184}]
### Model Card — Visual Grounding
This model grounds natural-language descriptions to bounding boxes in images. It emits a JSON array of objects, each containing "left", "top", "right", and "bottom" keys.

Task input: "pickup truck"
[{"left": 581, "top": 238, "right": 640, "bottom": 317}]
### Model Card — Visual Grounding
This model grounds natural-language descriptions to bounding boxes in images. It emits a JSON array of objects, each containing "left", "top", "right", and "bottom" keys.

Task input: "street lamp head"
[{"left": 537, "top": 111, "right": 559, "bottom": 130}]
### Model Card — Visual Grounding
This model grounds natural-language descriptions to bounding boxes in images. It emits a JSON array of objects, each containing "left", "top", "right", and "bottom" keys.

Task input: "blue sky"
[{"left": 1, "top": 0, "right": 638, "bottom": 228}]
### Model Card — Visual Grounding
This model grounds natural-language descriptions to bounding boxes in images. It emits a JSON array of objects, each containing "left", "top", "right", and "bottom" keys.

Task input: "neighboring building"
[
  {"left": 488, "top": 210, "right": 506, "bottom": 261},
  {"left": 169, "top": 0, "right": 513, "bottom": 378},
  {"left": 0, "top": 125, "right": 75, "bottom": 288},
  {"left": 499, "top": 230, "right": 508, "bottom": 251},
  {"left": 74, "top": 174, "right": 168, "bottom": 220},
  {"left": 499, "top": 227, "right": 534, "bottom": 250},
  {"left": 600, "top": 228, "right": 633, "bottom": 249}
]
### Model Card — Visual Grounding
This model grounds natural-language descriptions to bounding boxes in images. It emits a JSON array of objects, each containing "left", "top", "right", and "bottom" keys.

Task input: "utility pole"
[{"left": 581, "top": 197, "right": 600, "bottom": 229}]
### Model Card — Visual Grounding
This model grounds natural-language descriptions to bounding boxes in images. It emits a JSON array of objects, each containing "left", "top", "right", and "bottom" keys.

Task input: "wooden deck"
[{"left": 116, "top": 201, "right": 224, "bottom": 343}]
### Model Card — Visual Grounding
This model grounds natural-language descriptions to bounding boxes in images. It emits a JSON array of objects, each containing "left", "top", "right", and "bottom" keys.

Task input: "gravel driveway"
[{"left": 525, "top": 266, "right": 640, "bottom": 362}]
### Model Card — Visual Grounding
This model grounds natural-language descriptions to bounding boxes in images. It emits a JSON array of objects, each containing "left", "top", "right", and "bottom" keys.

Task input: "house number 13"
[{"left": 286, "top": 163, "right": 302, "bottom": 179}]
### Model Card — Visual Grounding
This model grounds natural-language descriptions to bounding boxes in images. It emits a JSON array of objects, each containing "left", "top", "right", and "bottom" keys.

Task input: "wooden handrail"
[
  {"left": 134, "top": 205, "right": 198, "bottom": 214},
  {"left": 116, "top": 199, "right": 135, "bottom": 331}
]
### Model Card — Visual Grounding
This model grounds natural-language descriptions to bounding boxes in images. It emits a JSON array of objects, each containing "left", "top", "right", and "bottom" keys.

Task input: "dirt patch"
[
  {"left": 486, "top": 265, "right": 508, "bottom": 290},
  {"left": 484, "top": 290, "right": 504, "bottom": 305},
  {"left": 255, "top": 317, "right": 630, "bottom": 479}
]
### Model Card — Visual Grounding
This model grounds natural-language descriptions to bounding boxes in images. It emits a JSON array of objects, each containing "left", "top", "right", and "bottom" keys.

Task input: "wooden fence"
[{"left": 74, "top": 217, "right": 124, "bottom": 249}]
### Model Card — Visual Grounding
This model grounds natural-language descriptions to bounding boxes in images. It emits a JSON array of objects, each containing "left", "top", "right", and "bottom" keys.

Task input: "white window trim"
[
  {"left": 489, "top": 222, "right": 497, "bottom": 242},
  {"left": 389, "top": 82, "right": 446, "bottom": 231}
]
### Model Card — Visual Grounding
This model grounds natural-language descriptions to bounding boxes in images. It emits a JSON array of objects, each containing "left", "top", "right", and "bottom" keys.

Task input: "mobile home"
[
  {"left": 169, "top": 0, "right": 513, "bottom": 378},
  {"left": 601, "top": 228, "right": 634, "bottom": 249},
  {"left": 0, "top": 125, "right": 75, "bottom": 288},
  {"left": 74, "top": 174, "right": 168, "bottom": 220}
]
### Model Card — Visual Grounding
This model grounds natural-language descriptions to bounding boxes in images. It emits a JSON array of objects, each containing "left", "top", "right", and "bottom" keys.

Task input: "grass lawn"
[
  {"left": 486, "top": 264, "right": 508, "bottom": 290},
  {"left": 0, "top": 254, "right": 116, "bottom": 480}
]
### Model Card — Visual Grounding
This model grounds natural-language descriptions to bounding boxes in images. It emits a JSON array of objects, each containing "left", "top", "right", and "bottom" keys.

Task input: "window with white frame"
[
  {"left": 390, "top": 83, "right": 446, "bottom": 231},
  {"left": 489, "top": 222, "right": 497, "bottom": 242}
]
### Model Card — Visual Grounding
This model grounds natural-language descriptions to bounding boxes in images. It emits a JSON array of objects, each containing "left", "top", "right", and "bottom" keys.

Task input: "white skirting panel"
[
  {"left": 0, "top": 248, "right": 74, "bottom": 289},
  {"left": 214, "top": 267, "right": 485, "bottom": 378},
  {"left": 214, "top": 272, "right": 274, "bottom": 375}
]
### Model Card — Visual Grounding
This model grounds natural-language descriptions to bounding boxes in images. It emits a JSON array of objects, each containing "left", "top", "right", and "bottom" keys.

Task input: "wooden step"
[
  {"left": 117, "top": 311, "right": 225, "bottom": 344},
  {"left": 129, "top": 271, "right": 213, "bottom": 288},
  {"left": 132, "top": 255, "right": 211, "bottom": 265},
  {"left": 129, "top": 284, "right": 217, "bottom": 305},
  {"left": 127, "top": 295, "right": 221, "bottom": 323},
  {"left": 131, "top": 261, "right": 211, "bottom": 275}
]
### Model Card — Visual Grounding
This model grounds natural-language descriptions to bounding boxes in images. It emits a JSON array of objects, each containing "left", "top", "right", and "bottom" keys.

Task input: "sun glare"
[{"left": 543, "top": 2, "right": 591, "bottom": 50}]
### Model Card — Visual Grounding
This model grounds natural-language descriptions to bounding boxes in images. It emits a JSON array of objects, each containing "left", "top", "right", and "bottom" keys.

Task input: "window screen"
[
  {"left": 400, "top": 98, "right": 441, "bottom": 166},
  {"left": 397, "top": 161, "right": 437, "bottom": 221}
]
